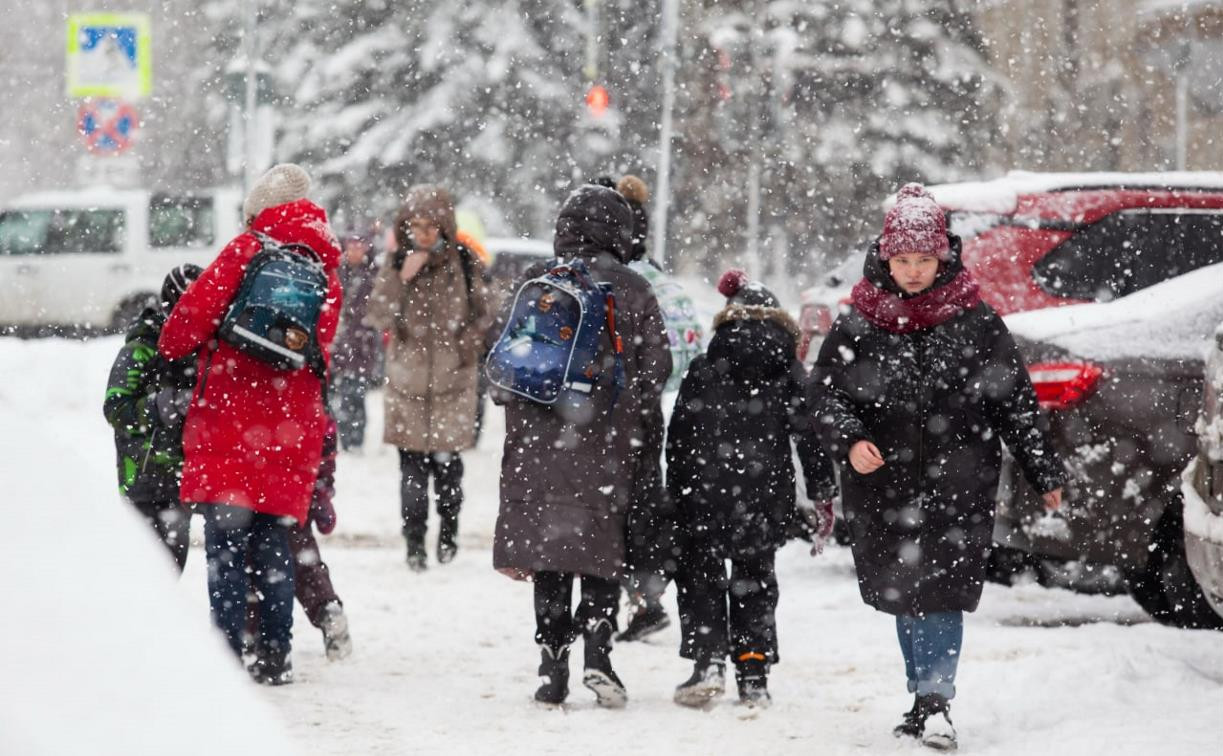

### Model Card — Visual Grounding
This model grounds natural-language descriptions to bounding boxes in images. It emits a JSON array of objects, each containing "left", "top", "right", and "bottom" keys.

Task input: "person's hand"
[
  {"left": 310, "top": 492, "right": 337, "bottom": 535},
  {"left": 809, "top": 499, "right": 836, "bottom": 556},
  {"left": 497, "top": 567, "right": 532, "bottom": 582},
  {"left": 398, "top": 250, "right": 428, "bottom": 282},
  {"left": 1042, "top": 487, "right": 1063, "bottom": 511},
  {"left": 849, "top": 440, "right": 885, "bottom": 475}
]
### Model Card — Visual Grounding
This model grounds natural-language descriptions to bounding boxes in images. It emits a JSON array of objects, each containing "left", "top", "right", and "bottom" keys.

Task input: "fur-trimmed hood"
[
  {"left": 708, "top": 304, "right": 800, "bottom": 382},
  {"left": 712, "top": 303, "right": 800, "bottom": 341}
]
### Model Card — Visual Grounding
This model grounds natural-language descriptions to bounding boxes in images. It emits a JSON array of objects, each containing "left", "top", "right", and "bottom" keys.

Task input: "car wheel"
[
  {"left": 986, "top": 545, "right": 1037, "bottom": 586},
  {"left": 1126, "top": 506, "right": 1223, "bottom": 630}
]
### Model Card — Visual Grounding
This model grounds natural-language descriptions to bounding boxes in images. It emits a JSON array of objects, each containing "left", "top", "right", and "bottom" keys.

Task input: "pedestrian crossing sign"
[{"left": 66, "top": 13, "right": 152, "bottom": 99}]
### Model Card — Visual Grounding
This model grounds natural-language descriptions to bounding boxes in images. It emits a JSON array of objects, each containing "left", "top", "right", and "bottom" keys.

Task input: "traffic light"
[{"left": 586, "top": 84, "right": 610, "bottom": 117}]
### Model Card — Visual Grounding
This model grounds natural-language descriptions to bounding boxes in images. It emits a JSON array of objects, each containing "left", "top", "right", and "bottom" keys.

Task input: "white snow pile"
[
  {"left": 1003, "top": 261, "right": 1223, "bottom": 362},
  {"left": 0, "top": 338, "right": 296, "bottom": 756},
  {"left": 914, "top": 170, "right": 1223, "bottom": 215}
]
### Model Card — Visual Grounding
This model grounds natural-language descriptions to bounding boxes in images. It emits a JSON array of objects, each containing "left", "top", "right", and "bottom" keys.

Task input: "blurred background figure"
[{"left": 331, "top": 227, "right": 383, "bottom": 452}]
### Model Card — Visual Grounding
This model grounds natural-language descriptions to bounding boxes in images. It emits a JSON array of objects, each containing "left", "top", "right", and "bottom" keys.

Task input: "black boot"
[
  {"left": 582, "top": 618, "right": 627, "bottom": 708},
  {"left": 918, "top": 694, "right": 957, "bottom": 751},
  {"left": 673, "top": 659, "right": 726, "bottom": 707},
  {"left": 893, "top": 695, "right": 924, "bottom": 738},
  {"left": 248, "top": 645, "right": 294, "bottom": 686},
  {"left": 437, "top": 513, "right": 458, "bottom": 564},
  {"left": 405, "top": 532, "right": 427, "bottom": 572},
  {"left": 615, "top": 602, "right": 670, "bottom": 643},
  {"left": 735, "top": 656, "right": 771, "bottom": 709},
  {"left": 534, "top": 644, "right": 570, "bottom": 706}
]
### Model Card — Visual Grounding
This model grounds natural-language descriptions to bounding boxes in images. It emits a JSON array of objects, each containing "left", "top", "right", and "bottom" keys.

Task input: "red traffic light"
[{"left": 586, "top": 84, "right": 610, "bottom": 116}]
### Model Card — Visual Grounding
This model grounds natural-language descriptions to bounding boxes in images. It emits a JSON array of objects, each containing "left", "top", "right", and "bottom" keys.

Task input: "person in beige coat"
[{"left": 364, "top": 185, "right": 493, "bottom": 571}]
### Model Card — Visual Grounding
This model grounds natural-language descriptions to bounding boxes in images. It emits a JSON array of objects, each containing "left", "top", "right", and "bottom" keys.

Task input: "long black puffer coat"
[
  {"left": 810, "top": 242, "right": 1064, "bottom": 616},
  {"left": 667, "top": 305, "right": 835, "bottom": 559}
]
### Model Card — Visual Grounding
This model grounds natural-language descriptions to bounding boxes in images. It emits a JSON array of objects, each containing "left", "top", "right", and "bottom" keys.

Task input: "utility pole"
[
  {"left": 743, "top": 11, "right": 765, "bottom": 280},
  {"left": 243, "top": 0, "right": 259, "bottom": 195},
  {"left": 653, "top": 0, "right": 679, "bottom": 269}
]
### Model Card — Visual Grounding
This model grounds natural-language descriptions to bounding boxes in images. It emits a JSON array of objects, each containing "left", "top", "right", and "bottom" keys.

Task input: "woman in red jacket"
[{"left": 159, "top": 164, "right": 343, "bottom": 684}]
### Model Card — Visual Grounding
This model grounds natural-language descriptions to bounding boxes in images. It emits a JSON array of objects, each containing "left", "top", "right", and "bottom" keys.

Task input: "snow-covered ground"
[{"left": 4, "top": 335, "right": 1223, "bottom": 755}]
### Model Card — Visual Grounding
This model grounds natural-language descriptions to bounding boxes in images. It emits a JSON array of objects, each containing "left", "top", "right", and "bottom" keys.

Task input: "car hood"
[{"left": 1004, "top": 261, "right": 1223, "bottom": 363}]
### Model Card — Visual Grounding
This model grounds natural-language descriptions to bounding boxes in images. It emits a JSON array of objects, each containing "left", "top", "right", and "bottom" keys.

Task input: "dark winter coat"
[
  {"left": 158, "top": 199, "right": 343, "bottom": 524},
  {"left": 667, "top": 304, "right": 836, "bottom": 560},
  {"left": 493, "top": 185, "right": 672, "bottom": 581},
  {"left": 810, "top": 239, "right": 1064, "bottom": 616},
  {"left": 332, "top": 252, "right": 382, "bottom": 382},
  {"left": 103, "top": 308, "right": 197, "bottom": 503}
]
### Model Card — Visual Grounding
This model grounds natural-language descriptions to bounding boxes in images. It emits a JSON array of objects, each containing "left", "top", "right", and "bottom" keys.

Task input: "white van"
[{"left": 0, "top": 187, "right": 241, "bottom": 330}]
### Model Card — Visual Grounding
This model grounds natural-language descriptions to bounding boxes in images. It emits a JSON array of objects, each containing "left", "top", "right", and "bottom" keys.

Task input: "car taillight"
[
  {"left": 1027, "top": 362, "right": 1103, "bottom": 411},
  {"left": 797, "top": 304, "right": 833, "bottom": 362}
]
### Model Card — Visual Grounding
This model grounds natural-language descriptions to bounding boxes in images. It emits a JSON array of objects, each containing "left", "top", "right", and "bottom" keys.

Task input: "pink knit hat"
[{"left": 878, "top": 183, "right": 950, "bottom": 261}]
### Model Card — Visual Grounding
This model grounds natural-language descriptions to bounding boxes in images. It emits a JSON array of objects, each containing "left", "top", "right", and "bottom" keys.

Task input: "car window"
[
  {"left": 0, "top": 208, "right": 125, "bottom": 255},
  {"left": 1033, "top": 210, "right": 1223, "bottom": 301},
  {"left": 149, "top": 196, "right": 215, "bottom": 248}
]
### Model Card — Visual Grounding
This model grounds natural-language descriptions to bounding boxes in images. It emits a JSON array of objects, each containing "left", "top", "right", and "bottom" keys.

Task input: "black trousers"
[
  {"left": 398, "top": 450, "right": 463, "bottom": 540},
  {"left": 533, "top": 571, "right": 620, "bottom": 648},
  {"left": 331, "top": 373, "right": 369, "bottom": 450},
  {"left": 676, "top": 548, "right": 779, "bottom": 666},
  {"left": 132, "top": 499, "right": 189, "bottom": 573}
]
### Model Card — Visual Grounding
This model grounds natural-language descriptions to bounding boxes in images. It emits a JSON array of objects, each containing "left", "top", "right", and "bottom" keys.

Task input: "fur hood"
[{"left": 712, "top": 303, "right": 800, "bottom": 342}]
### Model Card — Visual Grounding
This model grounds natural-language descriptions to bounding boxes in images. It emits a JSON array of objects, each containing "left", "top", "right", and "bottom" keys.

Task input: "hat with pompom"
[
  {"left": 878, "top": 182, "right": 950, "bottom": 261},
  {"left": 717, "top": 268, "right": 780, "bottom": 308}
]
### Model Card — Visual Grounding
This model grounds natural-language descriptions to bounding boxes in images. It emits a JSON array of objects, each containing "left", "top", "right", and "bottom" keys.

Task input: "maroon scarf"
[{"left": 851, "top": 269, "right": 981, "bottom": 334}]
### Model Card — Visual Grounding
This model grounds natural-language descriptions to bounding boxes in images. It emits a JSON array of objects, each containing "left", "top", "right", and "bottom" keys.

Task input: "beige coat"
[{"left": 365, "top": 242, "right": 493, "bottom": 452}]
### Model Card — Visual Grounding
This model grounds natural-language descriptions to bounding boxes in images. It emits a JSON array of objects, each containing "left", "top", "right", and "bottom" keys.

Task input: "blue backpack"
[
  {"left": 217, "top": 232, "right": 329, "bottom": 375},
  {"left": 485, "top": 258, "right": 625, "bottom": 408}
]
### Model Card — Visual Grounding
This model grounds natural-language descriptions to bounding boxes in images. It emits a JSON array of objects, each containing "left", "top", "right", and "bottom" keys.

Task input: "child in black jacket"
[
  {"left": 103, "top": 264, "right": 202, "bottom": 571},
  {"left": 667, "top": 270, "right": 836, "bottom": 709}
]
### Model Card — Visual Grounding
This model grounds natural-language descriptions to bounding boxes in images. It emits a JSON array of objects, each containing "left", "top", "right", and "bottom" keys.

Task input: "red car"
[{"left": 799, "top": 171, "right": 1223, "bottom": 363}]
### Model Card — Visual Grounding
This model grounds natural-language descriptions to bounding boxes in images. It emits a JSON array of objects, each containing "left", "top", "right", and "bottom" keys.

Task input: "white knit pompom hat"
[{"left": 243, "top": 163, "right": 312, "bottom": 223}]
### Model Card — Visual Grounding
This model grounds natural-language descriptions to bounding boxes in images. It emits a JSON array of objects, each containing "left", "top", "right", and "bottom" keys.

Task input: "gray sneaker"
[{"left": 320, "top": 601, "right": 352, "bottom": 661}]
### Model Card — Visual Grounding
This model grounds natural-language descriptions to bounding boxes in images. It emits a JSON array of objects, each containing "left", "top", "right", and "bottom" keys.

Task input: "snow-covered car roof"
[
  {"left": 1003, "top": 261, "right": 1223, "bottom": 362},
  {"left": 914, "top": 171, "right": 1223, "bottom": 215},
  {"left": 4, "top": 186, "right": 240, "bottom": 210}
]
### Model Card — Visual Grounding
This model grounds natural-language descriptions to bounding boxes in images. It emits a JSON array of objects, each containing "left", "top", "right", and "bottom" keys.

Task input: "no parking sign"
[{"left": 78, "top": 100, "right": 139, "bottom": 155}]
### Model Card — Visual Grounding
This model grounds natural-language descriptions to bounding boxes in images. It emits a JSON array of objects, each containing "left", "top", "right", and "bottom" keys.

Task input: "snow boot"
[
  {"left": 673, "top": 659, "right": 726, "bottom": 707},
  {"left": 320, "top": 601, "right": 352, "bottom": 661},
  {"left": 406, "top": 533, "right": 427, "bottom": 572},
  {"left": 735, "top": 654, "right": 772, "bottom": 709},
  {"left": 918, "top": 695, "right": 957, "bottom": 751},
  {"left": 534, "top": 644, "right": 570, "bottom": 706},
  {"left": 437, "top": 513, "right": 458, "bottom": 564},
  {"left": 615, "top": 602, "right": 670, "bottom": 643},
  {"left": 582, "top": 618, "right": 627, "bottom": 708},
  {"left": 893, "top": 696, "right": 925, "bottom": 739},
  {"left": 249, "top": 647, "right": 294, "bottom": 686}
]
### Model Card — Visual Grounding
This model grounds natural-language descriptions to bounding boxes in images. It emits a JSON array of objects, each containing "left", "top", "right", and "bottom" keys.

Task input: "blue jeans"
[
  {"left": 204, "top": 505, "right": 295, "bottom": 657},
  {"left": 895, "top": 611, "right": 963, "bottom": 699}
]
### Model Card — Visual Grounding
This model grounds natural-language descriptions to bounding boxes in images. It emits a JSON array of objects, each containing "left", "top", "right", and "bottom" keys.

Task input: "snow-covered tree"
[{"left": 672, "top": 0, "right": 1002, "bottom": 283}]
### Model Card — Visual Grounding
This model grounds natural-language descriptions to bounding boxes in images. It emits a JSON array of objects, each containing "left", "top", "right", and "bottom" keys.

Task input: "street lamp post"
[{"left": 653, "top": 0, "right": 679, "bottom": 269}]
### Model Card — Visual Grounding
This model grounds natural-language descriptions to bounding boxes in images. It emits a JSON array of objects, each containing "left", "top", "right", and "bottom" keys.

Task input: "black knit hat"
[
  {"left": 717, "top": 269, "right": 780, "bottom": 308},
  {"left": 160, "top": 263, "right": 203, "bottom": 310}
]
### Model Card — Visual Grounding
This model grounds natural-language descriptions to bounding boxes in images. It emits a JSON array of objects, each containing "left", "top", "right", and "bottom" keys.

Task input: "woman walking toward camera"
[{"left": 810, "top": 183, "right": 1064, "bottom": 750}]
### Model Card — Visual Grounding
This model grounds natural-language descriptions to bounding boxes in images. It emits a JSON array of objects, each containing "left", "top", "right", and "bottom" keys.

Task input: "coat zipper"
[{"left": 140, "top": 427, "right": 158, "bottom": 473}]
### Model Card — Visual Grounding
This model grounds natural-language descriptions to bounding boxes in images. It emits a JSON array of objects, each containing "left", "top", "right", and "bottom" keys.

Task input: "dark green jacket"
[{"left": 103, "top": 308, "right": 196, "bottom": 502}]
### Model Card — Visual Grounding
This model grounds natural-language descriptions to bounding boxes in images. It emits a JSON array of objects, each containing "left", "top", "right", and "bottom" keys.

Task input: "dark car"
[
  {"left": 1183, "top": 318, "right": 1223, "bottom": 624},
  {"left": 996, "top": 262, "right": 1223, "bottom": 628},
  {"left": 485, "top": 237, "right": 552, "bottom": 307}
]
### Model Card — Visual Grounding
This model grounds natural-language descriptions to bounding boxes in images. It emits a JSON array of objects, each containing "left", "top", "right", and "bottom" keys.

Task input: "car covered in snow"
[
  {"left": 0, "top": 187, "right": 242, "bottom": 332},
  {"left": 1183, "top": 319, "right": 1223, "bottom": 624},
  {"left": 996, "top": 261, "right": 1223, "bottom": 628},
  {"left": 797, "top": 171, "right": 1223, "bottom": 366}
]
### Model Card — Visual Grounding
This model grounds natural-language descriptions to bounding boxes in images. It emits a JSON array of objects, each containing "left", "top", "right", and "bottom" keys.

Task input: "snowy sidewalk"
[{"left": 5, "top": 336, "right": 1222, "bottom": 755}]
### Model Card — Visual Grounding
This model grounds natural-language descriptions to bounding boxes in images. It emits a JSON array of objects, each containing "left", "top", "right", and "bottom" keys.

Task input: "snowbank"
[
  {"left": 0, "top": 337, "right": 295, "bottom": 755},
  {"left": 1003, "top": 261, "right": 1223, "bottom": 361}
]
